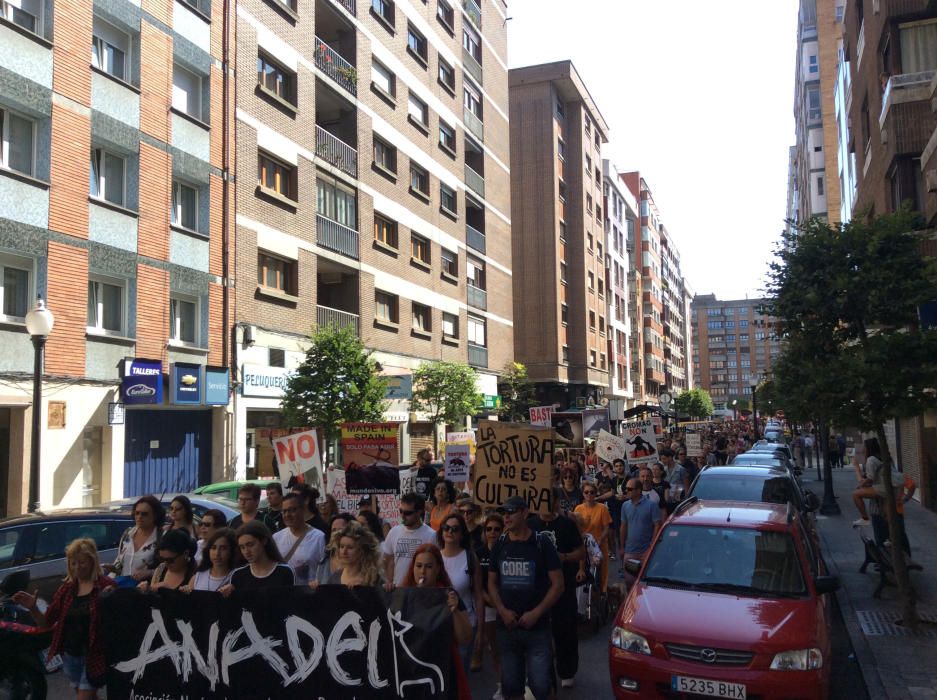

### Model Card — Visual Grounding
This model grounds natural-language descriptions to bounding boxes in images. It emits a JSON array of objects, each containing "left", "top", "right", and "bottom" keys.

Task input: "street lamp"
[
  {"left": 731, "top": 399, "right": 738, "bottom": 421},
  {"left": 25, "top": 296, "right": 54, "bottom": 513},
  {"left": 751, "top": 384, "right": 759, "bottom": 441}
]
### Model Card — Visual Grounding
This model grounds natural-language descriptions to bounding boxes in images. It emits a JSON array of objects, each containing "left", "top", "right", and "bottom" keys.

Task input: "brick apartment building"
[
  {"left": 232, "top": 0, "right": 512, "bottom": 473},
  {"left": 0, "top": 0, "right": 233, "bottom": 514},
  {"left": 508, "top": 61, "right": 610, "bottom": 409},
  {"left": 690, "top": 295, "right": 780, "bottom": 413}
]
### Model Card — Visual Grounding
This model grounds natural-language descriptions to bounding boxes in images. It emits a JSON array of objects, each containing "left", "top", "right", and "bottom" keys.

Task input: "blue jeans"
[
  {"left": 62, "top": 653, "right": 93, "bottom": 691},
  {"left": 496, "top": 619, "right": 553, "bottom": 700}
]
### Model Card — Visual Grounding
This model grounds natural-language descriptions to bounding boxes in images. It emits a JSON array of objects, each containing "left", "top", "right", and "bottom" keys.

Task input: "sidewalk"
[{"left": 815, "top": 466, "right": 937, "bottom": 700}]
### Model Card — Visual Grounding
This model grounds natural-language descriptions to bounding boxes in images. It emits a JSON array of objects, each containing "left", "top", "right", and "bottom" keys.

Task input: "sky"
[{"left": 505, "top": 0, "right": 800, "bottom": 301}]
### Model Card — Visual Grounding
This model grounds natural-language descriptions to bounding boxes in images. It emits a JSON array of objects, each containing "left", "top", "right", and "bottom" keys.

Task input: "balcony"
[
  {"left": 468, "top": 343, "right": 488, "bottom": 368},
  {"left": 317, "top": 304, "right": 359, "bottom": 335},
  {"left": 316, "top": 125, "right": 358, "bottom": 178},
  {"left": 463, "top": 48, "right": 482, "bottom": 84},
  {"left": 462, "top": 0, "right": 481, "bottom": 28},
  {"left": 316, "top": 214, "right": 359, "bottom": 259},
  {"left": 880, "top": 71, "right": 936, "bottom": 127},
  {"left": 466, "top": 224, "right": 486, "bottom": 254},
  {"left": 465, "top": 163, "right": 485, "bottom": 198},
  {"left": 332, "top": 0, "right": 355, "bottom": 14},
  {"left": 315, "top": 36, "right": 357, "bottom": 97},
  {"left": 467, "top": 285, "right": 487, "bottom": 310},
  {"left": 464, "top": 108, "right": 484, "bottom": 141}
]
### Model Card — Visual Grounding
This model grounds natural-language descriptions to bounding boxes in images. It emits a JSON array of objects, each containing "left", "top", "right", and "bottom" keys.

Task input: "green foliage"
[
  {"left": 410, "top": 361, "right": 480, "bottom": 447},
  {"left": 675, "top": 388, "right": 714, "bottom": 419},
  {"left": 497, "top": 362, "right": 537, "bottom": 422},
  {"left": 280, "top": 325, "right": 388, "bottom": 443}
]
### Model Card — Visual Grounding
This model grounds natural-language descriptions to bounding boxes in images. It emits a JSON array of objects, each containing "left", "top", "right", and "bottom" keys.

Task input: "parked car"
[
  {"left": 750, "top": 441, "right": 794, "bottom": 462},
  {"left": 193, "top": 478, "right": 280, "bottom": 505},
  {"left": 0, "top": 509, "right": 132, "bottom": 601},
  {"left": 102, "top": 493, "right": 241, "bottom": 526},
  {"left": 609, "top": 500, "right": 838, "bottom": 699},
  {"left": 731, "top": 451, "right": 801, "bottom": 479}
]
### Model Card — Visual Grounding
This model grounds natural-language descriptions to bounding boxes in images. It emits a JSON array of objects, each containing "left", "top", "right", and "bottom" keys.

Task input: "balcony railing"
[
  {"left": 315, "top": 36, "right": 357, "bottom": 96},
  {"left": 464, "top": 164, "right": 485, "bottom": 198},
  {"left": 467, "top": 285, "right": 487, "bottom": 310},
  {"left": 468, "top": 343, "right": 488, "bottom": 368},
  {"left": 879, "top": 70, "right": 936, "bottom": 126},
  {"left": 317, "top": 305, "right": 359, "bottom": 335},
  {"left": 462, "top": 48, "right": 482, "bottom": 84},
  {"left": 463, "top": 108, "right": 484, "bottom": 141},
  {"left": 332, "top": 0, "right": 355, "bottom": 14},
  {"left": 316, "top": 125, "right": 358, "bottom": 178},
  {"left": 462, "top": 0, "right": 480, "bottom": 28},
  {"left": 316, "top": 214, "right": 359, "bottom": 259},
  {"left": 466, "top": 224, "right": 485, "bottom": 253}
]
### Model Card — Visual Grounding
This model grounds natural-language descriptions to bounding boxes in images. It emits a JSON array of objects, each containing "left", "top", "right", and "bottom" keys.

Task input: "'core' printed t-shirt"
[{"left": 489, "top": 531, "right": 561, "bottom": 619}]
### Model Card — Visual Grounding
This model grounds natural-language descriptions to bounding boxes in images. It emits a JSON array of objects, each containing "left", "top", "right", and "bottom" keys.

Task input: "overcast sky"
[{"left": 506, "top": 0, "right": 799, "bottom": 301}]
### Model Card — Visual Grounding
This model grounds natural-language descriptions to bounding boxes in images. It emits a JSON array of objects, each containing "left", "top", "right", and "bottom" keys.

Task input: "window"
[
  {"left": 589, "top": 310, "right": 596, "bottom": 330},
  {"left": 438, "top": 58, "right": 455, "bottom": 93},
  {"left": 439, "top": 120, "right": 456, "bottom": 154},
  {"left": 258, "top": 252, "right": 296, "bottom": 295},
  {"left": 590, "top": 349, "right": 597, "bottom": 367},
  {"left": 467, "top": 257, "right": 485, "bottom": 290},
  {"left": 463, "top": 82, "right": 482, "bottom": 120},
  {"left": 440, "top": 183, "right": 457, "bottom": 214},
  {"left": 171, "top": 180, "right": 198, "bottom": 231},
  {"left": 588, "top": 271, "right": 595, "bottom": 289},
  {"left": 371, "top": 0, "right": 394, "bottom": 26},
  {"left": 442, "top": 311, "right": 458, "bottom": 338},
  {"left": 373, "top": 135, "right": 397, "bottom": 174},
  {"left": 408, "top": 92, "right": 428, "bottom": 128},
  {"left": 412, "top": 303, "right": 431, "bottom": 333},
  {"left": 375, "top": 290, "right": 398, "bottom": 323},
  {"left": 555, "top": 98, "right": 565, "bottom": 119},
  {"left": 411, "top": 234, "right": 430, "bottom": 265},
  {"left": 562, "top": 345, "right": 569, "bottom": 362},
  {"left": 468, "top": 316, "right": 486, "bottom": 346},
  {"left": 169, "top": 295, "right": 197, "bottom": 344},
  {"left": 738, "top": 319, "right": 749, "bottom": 328},
  {"left": 808, "top": 54, "right": 818, "bottom": 74},
  {"left": 561, "top": 303, "right": 568, "bottom": 325},
  {"left": 817, "top": 176, "right": 824, "bottom": 196},
  {"left": 409, "top": 162, "right": 429, "bottom": 197},
  {"left": 597, "top": 278, "right": 604, "bottom": 297},
  {"left": 0, "top": 259, "right": 30, "bottom": 320},
  {"left": 317, "top": 177, "right": 356, "bottom": 227},
  {"left": 258, "top": 151, "right": 296, "bottom": 201},
  {"left": 463, "top": 26, "right": 481, "bottom": 63},
  {"left": 436, "top": 0, "right": 454, "bottom": 30},
  {"left": 407, "top": 23, "right": 427, "bottom": 64},
  {"left": 257, "top": 53, "right": 296, "bottom": 105},
  {"left": 587, "top": 233, "right": 593, "bottom": 250},
  {"left": 87, "top": 277, "right": 124, "bottom": 334},
  {"left": 557, "top": 138, "right": 566, "bottom": 161},
  {"left": 371, "top": 60, "right": 395, "bottom": 98},
  {"left": 1, "top": 0, "right": 41, "bottom": 34},
  {"left": 441, "top": 248, "right": 458, "bottom": 277},
  {"left": 560, "top": 262, "right": 567, "bottom": 284},
  {"left": 374, "top": 214, "right": 398, "bottom": 248},
  {"left": 269, "top": 348, "right": 286, "bottom": 368},
  {"left": 559, "top": 221, "right": 567, "bottom": 241},
  {"left": 0, "top": 107, "right": 35, "bottom": 176},
  {"left": 172, "top": 64, "right": 203, "bottom": 121},
  {"left": 90, "top": 148, "right": 126, "bottom": 206},
  {"left": 600, "top": 353, "right": 606, "bottom": 370},
  {"left": 91, "top": 17, "right": 130, "bottom": 82}
]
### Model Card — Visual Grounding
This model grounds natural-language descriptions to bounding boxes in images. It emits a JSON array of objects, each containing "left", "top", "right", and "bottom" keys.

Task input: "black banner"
[{"left": 102, "top": 586, "right": 453, "bottom": 699}]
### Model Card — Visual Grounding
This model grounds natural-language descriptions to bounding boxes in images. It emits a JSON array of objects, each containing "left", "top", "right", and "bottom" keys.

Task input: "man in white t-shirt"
[
  {"left": 273, "top": 493, "right": 325, "bottom": 585},
  {"left": 382, "top": 493, "right": 437, "bottom": 588}
]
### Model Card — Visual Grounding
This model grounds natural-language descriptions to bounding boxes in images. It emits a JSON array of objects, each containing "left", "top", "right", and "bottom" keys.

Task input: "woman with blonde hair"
[
  {"left": 14, "top": 538, "right": 114, "bottom": 699},
  {"left": 320, "top": 521, "right": 383, "bottom": 587}
]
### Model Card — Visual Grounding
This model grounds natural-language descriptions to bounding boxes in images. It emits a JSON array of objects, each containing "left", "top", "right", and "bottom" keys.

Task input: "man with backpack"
[{"left": 488, "top": 496, "right": 564, "bottom": 700}]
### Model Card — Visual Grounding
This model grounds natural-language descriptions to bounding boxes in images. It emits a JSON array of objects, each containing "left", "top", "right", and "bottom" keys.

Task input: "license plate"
[{"left": 671, "top": 675, "right": 747, "bottom": 699}]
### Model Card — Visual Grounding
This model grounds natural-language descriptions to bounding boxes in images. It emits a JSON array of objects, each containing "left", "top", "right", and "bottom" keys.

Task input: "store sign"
[
  {"left": 171, "top": 363, "right": 202, "bottom": 404},
  {"left": 242, "top": 363, "right": 290, "bottom": 397},
  {"left": 121, "top": 359, "right": 163, "bottom": 405},
  {"left": 384, "top": 375, "right": 413, "bottom": 400},
  {"left": 204, "top": 366, "right": 230, "bottom": 405},
  {"left": 481, "top": 394, "right": 501, "bottom": 410}
]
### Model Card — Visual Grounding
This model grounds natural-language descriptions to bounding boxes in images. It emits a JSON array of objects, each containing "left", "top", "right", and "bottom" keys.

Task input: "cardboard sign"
[
  {"left": 472, "top": 420, "right": 554, "bottom": 515},
  {"left": 595, "top": 429, "right": 625, "bottom": 463},
  {"left": 623, "top": 419, "right": 658, "bottom": 464},
  {"left": 444, "top": 443, "right": 471, "bottom": 481},
  {"left": 272, "top": 429, "right": 323, "bottom": 490},
  {"left": 686, "top": 433, "right": 703, "bottom": 457},
  {"left": 328, "top": 469, "right": 411, "bottom": 527},
  {"left": 341, "top": 422, "right": 401, "bottom": 494},
  {"left": 529, "top": 406, "right": 553, "bottom": 427}
]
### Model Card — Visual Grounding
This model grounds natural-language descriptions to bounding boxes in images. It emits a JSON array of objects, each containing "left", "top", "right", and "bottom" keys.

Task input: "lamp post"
[
  {"left": 731, "top": 399, "right": 738, "bottom": 421},
  {"left": 751, "top": 384, "right": 759, "bottom": 441},
  {"left": 25, "top": 296, "right": 54, "bottom": 513}
]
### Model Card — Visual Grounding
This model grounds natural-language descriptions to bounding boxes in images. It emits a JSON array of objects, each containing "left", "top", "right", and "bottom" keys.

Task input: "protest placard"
[
  {"left": 551, "top": 412, "right": 583, "bottom": 447},
  {"left": 341, "top": 423, "right": 401, "bottom": 494},
  {"left": 582, "top": 408, "right": 611, "bottom": 438},
  {"left": 529, "top": 406, "right": 553, "bottom": 427},
  {"left": 595, "top": 429, "right": 625, "bottom": 463},
  {"left": 271, "top": 429, "right": 322, "bottom": 490},
  {"left": 472, "top": 420, "right": 554, "bottom": 515},
  {"left": 685, "top": 433, "right": 703, "bottom": 457},
  {"left": 623, "top": 419, "right": 658, "bottom": 464},
  {"left": 328, "top": 468, "right": 410, "bottom": 528},
  {"left": 444, "top": 443, "right": 471, "bottom": 481}
]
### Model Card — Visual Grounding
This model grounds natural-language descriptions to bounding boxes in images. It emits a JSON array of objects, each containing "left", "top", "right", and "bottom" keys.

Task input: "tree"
[
  {"left": 281, "top": 325, "right": 388, "bottom": 446},
  {"left": 763, "top": 208, "right": 937, "bottom": 629},
  {"left": 410, "top": 361, "right": 481, "bottom": 452},
  {"left": 497, "top": 362, "right": 537, "bottom": 422},
  {"left": 675, "top": 388, "right": 714, "bottom": 420}
]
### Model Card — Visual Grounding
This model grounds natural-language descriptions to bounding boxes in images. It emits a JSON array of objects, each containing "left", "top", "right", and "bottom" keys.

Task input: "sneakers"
[
  {"left": 492, "top": 684, "right": 504, "bottom": 700},
  {"left": 852, "top": 518, "right": 869, "bottom": 528},
  {"left": 561, "top": 678, "right": 576, "bottom": 688}
]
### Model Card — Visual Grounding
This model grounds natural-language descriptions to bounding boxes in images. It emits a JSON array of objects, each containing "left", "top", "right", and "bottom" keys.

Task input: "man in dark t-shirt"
[
  {"left": 529, "top": 489, "right": 584, "bottom": 689},
  {"left": 411, "top": 448, "right": 439, "bottom": 500},
  {"left": 489, "top": 495, "right": 563, "bottom": 700}
]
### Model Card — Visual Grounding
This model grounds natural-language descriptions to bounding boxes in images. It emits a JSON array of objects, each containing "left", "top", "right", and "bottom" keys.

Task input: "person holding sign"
[{"left": 487, "top": 496, "right": 564, "bottom": 700}]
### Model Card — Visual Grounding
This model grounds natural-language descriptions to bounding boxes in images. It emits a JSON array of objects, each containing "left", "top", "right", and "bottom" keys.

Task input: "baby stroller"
[{"left": 576, "top": 533, "right": 608, "bottom": 632}]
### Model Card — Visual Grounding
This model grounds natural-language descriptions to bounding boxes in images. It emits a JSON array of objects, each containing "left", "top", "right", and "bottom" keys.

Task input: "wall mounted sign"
[
  {"left": 107, "top": 402, "right": 125, "bottom": 425},
  {"left": 241, "top": 363, "right": 290, "bottom": 398},
  {"left": 171, "top": 362, "right": 202, "bottom": 404},
  {"left": 121, "top": 359, "right": 163, "bottom": 405},
  {"left": 204, "top": 366, "right": 230, "bottom": 405}
]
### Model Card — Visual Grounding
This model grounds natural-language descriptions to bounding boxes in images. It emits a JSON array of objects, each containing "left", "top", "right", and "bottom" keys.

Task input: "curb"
[{"left": 818, "top": 520, "right": 887, "bottom": 700}]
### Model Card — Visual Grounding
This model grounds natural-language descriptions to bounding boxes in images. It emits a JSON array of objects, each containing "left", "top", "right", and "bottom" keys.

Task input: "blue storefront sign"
[
  {"left": 204, "top": 366, "right": 230, "bottom": 405},
  {"left": 172, "top": 363, "right": 203, "bottom": 404},
  {"left": 121, "top": 359, "right": 163, "bottom": 405},
  {"left": 384, "top": 374, "right": 413, "bottom": 400}
]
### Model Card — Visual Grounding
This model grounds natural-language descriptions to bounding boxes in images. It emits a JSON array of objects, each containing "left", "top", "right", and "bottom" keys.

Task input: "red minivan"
[{"left": 608, "top": 500, "right": 838, "bottom": 700}]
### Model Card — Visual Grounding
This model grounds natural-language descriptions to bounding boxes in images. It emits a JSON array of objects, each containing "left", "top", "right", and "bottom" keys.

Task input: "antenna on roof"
[{"left": 726, "top": 508, "right": 731, "bottom": 523}]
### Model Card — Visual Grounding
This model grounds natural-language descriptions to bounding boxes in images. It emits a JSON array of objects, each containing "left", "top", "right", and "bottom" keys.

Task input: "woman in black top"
[
  {"left": 139, "top": 529, "right": 196, "bottom": 591},
  {"left": 474, "top": 513, "right": 504, "bottom": 687},
  {"left": 220, "top": 521, "right": 294, "bottom": 594}
]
